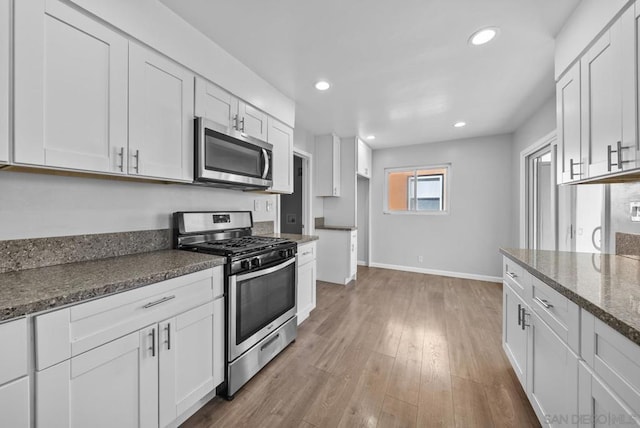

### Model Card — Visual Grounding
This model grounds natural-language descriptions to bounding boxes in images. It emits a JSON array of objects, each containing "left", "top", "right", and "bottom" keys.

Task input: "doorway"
[
  {"left": 357, "top": 176, "right": 370, "bottom": 265},
  {"left": 280, "top": 151, "right": 312, "bottom": 235},
  {"left": 526, "top": 145, "right": 554, "bottom": 250}
]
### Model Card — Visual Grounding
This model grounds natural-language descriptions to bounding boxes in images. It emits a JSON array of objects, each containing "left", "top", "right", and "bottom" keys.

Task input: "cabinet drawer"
[
  {"left": 582, "top": 311, "right": 640, "bottom": 415},
  {"left": 297, "top": 242, "right": 316, "bottom": 266},
  {"left": 503, "top": 256, "right": 528, "bottom": 297},
  {"left": 531, "top": 275, "right": 580, "bottom": 352},
  {"left": 0, "top": 318, "right": 28, "bottom": 385},
  {"left": 35, "top": 268, "right": 219, "bottom": 370}
]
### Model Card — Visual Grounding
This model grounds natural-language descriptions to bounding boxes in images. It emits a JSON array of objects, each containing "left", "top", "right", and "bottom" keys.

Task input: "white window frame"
[{"left": 383, "top": 164, "right": 451, "bottom": 215}]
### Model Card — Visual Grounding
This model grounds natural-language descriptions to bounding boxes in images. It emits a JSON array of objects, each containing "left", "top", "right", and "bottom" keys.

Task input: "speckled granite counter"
[
  {"left": 0, "top": 250, "right": 225, "bottom": 322},
  {"left": 258, "top": 233, "right": 319, "bottom": 244},
  {"left": 500, "top": 248, "right": 640, "bottom": 346}
]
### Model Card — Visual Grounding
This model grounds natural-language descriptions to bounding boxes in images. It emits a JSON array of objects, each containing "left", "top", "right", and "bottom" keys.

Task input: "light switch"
[
  {"left": 254, "top": 200, "right": 262, "bottom": 211},
  {"left": 266, "top": 200, "right": 273, "bottom": 212},
  {"left": 631, "top": 202, "right": 640, "bottom": 222}
]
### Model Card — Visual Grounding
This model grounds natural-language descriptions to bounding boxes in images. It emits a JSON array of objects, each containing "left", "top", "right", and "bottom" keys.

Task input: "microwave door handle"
[{"left": 262, "top": 148, "right": 270, "bottom": 179}]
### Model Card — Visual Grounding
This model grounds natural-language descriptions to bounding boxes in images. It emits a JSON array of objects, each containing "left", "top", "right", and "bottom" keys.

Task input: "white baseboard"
[
  {"left": 368, "top": 262, "right": 502, "bottom": 283},
  {"left": 357, "top": 260, "right": 368, "bottom": 266}
]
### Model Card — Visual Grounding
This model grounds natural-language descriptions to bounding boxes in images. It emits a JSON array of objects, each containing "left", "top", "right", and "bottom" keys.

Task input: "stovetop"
[{"left": 183, "top": 235, "right": 292, "bottom": 257}]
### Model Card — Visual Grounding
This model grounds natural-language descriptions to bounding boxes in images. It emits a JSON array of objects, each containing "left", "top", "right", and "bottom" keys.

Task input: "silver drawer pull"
[
  {"left": 143, "top": 295, "right": 176, "bottom": 309},
  {"left": 506, "top": 271, "right": 517, "bottom": 279},
  {"left": 534, "top": 296, "right": 553, "bottom": 309}
]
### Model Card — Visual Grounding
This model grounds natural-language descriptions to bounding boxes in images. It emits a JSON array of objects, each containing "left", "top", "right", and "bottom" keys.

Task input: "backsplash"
[
  {"left": 616, "top": 232, "right": 640, "bottom": 260},
  {"left": 253, "top": 221, "right": 275, "bottom": 235},
  {"left": 0, "top": 229, "right": 171, "bottom": 273}
]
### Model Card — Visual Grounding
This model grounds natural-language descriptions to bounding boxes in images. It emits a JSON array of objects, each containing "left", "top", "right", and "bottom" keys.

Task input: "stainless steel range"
[{"left": 173, "top": 211, "right": 297, "bottom": 399}]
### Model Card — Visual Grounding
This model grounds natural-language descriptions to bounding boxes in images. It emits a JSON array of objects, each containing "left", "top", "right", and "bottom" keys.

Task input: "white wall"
[
  {"left": 293, "top": 126, "right": 323, "bottom": 220},
  {"left": 511, "top": 95, "right": 557, "bottom": 246},
  {"left": 370, "top": 134, "right": 513, "bottom": 279},
  {"left": 0, "top": 171, "right": 277, "bottom": 240}
]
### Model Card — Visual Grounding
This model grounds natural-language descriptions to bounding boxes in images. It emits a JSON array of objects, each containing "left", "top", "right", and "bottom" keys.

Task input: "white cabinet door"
[
  {"left": 581, "top": 6, "right": 636, "bottom": 178},
  {"left": 194, "top": 77, "right": 237, "bottom": 133},
  {"left": 315, "top": 134, "right": 341, "bottom": 196},
  {"left": 578, "top": 362, "right": 640, "bottom": 428},
  {"left": 14, "top": 0, "right": 128, "bottom": 173},
  {"left": 0, "top": 0, "right": 9, "bottom": 163},
  {"left": 297, "top": 258, "right": 316, "bottom": 325},
  {"left": 527, "top": 312, "right": 578, "bottom": 427},
  {"left": 0, "top": 377, "right": 30, "bottom": 428},
  {"left": 213, "top": 297, "right": 225, "bottom": 388},
  {"left": 268, "top": 117, "right": 294, "bottom": 194},
  {"left": 349, "top": 231, "right": 357, "bottom": 278},
  {"left": 238, "top": 100, "right": 267, "bottom": 141},
  {"left": 357, "top": 138, "right": 372, "bottom": 178},
  {"left": 502, "top": 282, "right": 528, "bottom": 388},
  {"left": 36, "top": 328, "right": 158, "bottom": 428},
  {"left": 159, "top": 302, "right": 215, "bottom": 427},
  {"left": 557, "top": 62, "right": 582, "bottom": 183},
  {"left": 129, "top": 43, "right": 194, "bottom": 181}
]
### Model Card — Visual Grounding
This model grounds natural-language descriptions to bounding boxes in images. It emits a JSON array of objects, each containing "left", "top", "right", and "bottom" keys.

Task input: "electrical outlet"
[
  {"left": 254, "top": 200, "right": 262, "bottom": 212},
  {"left": 266, "top": 200, "right": 273, "bottom": 212},
  {"left": 418, "top": 255, "right": 424, "bottom": 263},
  {"left": 631, "top": 202, "right": 640, "bottom": 222}
]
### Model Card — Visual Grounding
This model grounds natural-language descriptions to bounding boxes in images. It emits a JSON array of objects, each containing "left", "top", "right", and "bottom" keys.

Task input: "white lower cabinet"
[
  {"left": 316, "top": 229, "right": 357, "bottom": 285},
  {"left": 502, "top": 282, "right": 529, "bottom": 387},
  {"left": 35, "top": 268, "right": 224, "bottom": 428},
  {"left": 0, "top": 317, "right": 30, "bottom": 428},
  {"left": 528, "top": 311, "right": 579, "bottom": 427},
  {"left": 296, "top": 242, "right": 317, "bottom": 324}
]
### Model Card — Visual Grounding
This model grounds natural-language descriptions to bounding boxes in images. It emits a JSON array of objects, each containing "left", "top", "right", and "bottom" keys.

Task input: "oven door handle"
[{"left": 236, "top": 257, "right": 295, "bottom": 282}]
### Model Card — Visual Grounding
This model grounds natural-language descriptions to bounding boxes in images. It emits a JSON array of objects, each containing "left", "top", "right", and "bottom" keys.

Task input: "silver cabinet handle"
[
  {"left": 534, "top": 296, "right": 553, "bottom": 309},
  {"left": 132, "top": 149, "right": 140, "bottom": 174},
  {"left": 506, "top": 271, "right": 517, "bottom": 279},
  {"left": 301, "top": 251, "right": 312, "bottom": 256},
  {"left": 117, "top": 147, "right": 124, "bottom": 172},
  {"left": 334, "top": 187, "right": 337, "bottom": 195},
  {"left": 149, "top": 328, "right": 156, "bottom": 357},
  {"left": 142, "top": 295, "right": 176, "bottom": 309},
  {"left": 165, "top": 323, "right": 171, "bottom": 350},
  {"left": 521, "top": 307, "right": 529, "bottom": 330},
  {"left": 569, "top": 158, "right": 582, "bottom": 180},
  {"left": 608, "top": 141, "right": 630, "bottom": 172},
  {"left": 232, "top": 114, "right": 239, "bottom": 130},
  {"left": 240, "top": 117, "right": 245, "bottom": 132},
  {"left": 517, "top": 303, "right": 522, "bottom": 326}
]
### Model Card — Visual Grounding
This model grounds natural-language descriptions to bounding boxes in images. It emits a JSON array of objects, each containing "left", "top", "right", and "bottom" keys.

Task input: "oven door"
[
  {"left": 229, "top": 257, "right": 296, "bottom": 361},
  {"left": 195, "top": 117, "right": 273, "bottom": 188}
]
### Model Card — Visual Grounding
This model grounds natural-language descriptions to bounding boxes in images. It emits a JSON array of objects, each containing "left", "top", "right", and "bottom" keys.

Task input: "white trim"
[
  {"left": 519, "top": 130, "right": 557, "bottom": 248},
  {"left": 292, "top": 148, "right": 313, "bottom": 236},
  {"left": 368, "top": 262, "right": 502, "bottom": 283},
  {"left": 357, "top": 260, "right": 367, "bottom": 266}
]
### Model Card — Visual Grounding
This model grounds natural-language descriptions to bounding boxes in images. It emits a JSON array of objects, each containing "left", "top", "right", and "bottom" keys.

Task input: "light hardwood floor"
[{"left": 182, "top": 266, "right": 541, "bottom": 428}]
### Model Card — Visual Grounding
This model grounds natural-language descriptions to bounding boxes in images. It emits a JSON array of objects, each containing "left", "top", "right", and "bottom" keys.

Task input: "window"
[{"left": 384, "top": 165, "right": 450, "bottom": 214}]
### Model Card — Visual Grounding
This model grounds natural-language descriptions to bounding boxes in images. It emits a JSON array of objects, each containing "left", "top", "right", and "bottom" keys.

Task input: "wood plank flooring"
[{"left": 181, "top": 267, "right": 541, "bottom": 428}]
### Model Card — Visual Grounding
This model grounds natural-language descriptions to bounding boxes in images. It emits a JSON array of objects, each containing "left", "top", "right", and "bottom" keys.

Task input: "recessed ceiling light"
[
  {"left": 366, "top": 135, "right": 375, "bottom": 140},
  {"left": 469, "top": 27, "right": 499, "bottom": 46},
  {"left": 454, "top": 121, "right": 467, "bottom": 128},
  {"left": 315, "top": 80, "right": 331, "bottom": 91}
]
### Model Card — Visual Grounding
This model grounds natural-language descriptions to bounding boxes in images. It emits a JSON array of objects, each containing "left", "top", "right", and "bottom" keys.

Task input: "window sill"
[{"left": 383, "top": 210, "right": 449, "bottom": 216}]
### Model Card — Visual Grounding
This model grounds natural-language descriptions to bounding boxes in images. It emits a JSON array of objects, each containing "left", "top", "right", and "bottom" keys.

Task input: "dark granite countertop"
[
  {"left": 0, "top": 250, "right": 225, "bottom": 322},
  {"left": 258, "top": 233, "right": 319, "bottom": 244},
  {"left": 500, "top": 248, "right": 640, "bottom": 346},
  {"left": 315, "top": 225, "right": 357, "bottom": 231}
]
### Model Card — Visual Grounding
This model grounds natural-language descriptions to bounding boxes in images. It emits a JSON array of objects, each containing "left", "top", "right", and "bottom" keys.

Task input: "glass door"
[{"left": 526, "top": 145, "right": 555, "bottom": 250}]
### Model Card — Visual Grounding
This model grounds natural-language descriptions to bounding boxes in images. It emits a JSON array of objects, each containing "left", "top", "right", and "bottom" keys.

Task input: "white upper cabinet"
[
  {"left": 129, "top": 43, "right": 194, "bottom": 182},
  {"left": 14, "top": 0, "right": 128, "bottom": 173},
  {"left": 267, "top": 117, "right": 294, "bottom": 194},
  {"left": 357, "top": 138, "right": 372, "bottom": 178},
  {"left": 557, "top": 62, "right": 582, "bottom": 184},
  {"left": 237, "top": 100, "right": 267, "bottom": 141},
  {"left": 315, "top": 134, "right": 341, "bottom": 197},
  {"left": 581, "top": 6, "right": 636, "bottom": 178},
  {"left": 0, "top": 0, "right": 9, "bottom": 163},
  {"left": 194, "top": 77, "right": 237, "bottom": 133}
]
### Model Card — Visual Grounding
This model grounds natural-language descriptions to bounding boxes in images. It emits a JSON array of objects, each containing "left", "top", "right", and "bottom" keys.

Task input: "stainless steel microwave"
[{"left": 194, "top": 117, "right": 273, "bottom": 189}]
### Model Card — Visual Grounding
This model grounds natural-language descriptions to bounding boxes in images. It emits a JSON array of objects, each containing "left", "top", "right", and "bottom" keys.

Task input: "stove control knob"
[
  {"left": 241, "top": 260, "right": 251, "bottom": 270},
  {"left": 279, "top": 250, "right": 288, "bottom": 258},
  {"left": 251, "top": 257, "right": 261, "bottom": 268},
  {"left": 289, "top": 248, "right": 296, "bottom": 258}
]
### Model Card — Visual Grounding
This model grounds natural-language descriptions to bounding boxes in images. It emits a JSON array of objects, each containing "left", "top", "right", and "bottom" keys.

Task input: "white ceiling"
[{"left": 160, "top": 0, "right": 580, "bottom": 149}]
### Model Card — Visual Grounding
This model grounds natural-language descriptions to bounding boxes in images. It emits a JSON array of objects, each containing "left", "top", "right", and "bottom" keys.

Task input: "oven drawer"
[
  {"left": 297, "top": 242, "right": 316, "bottom": 266},
  {"left": 35, "top": 267, "right": 221, "bottom": 370}
]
